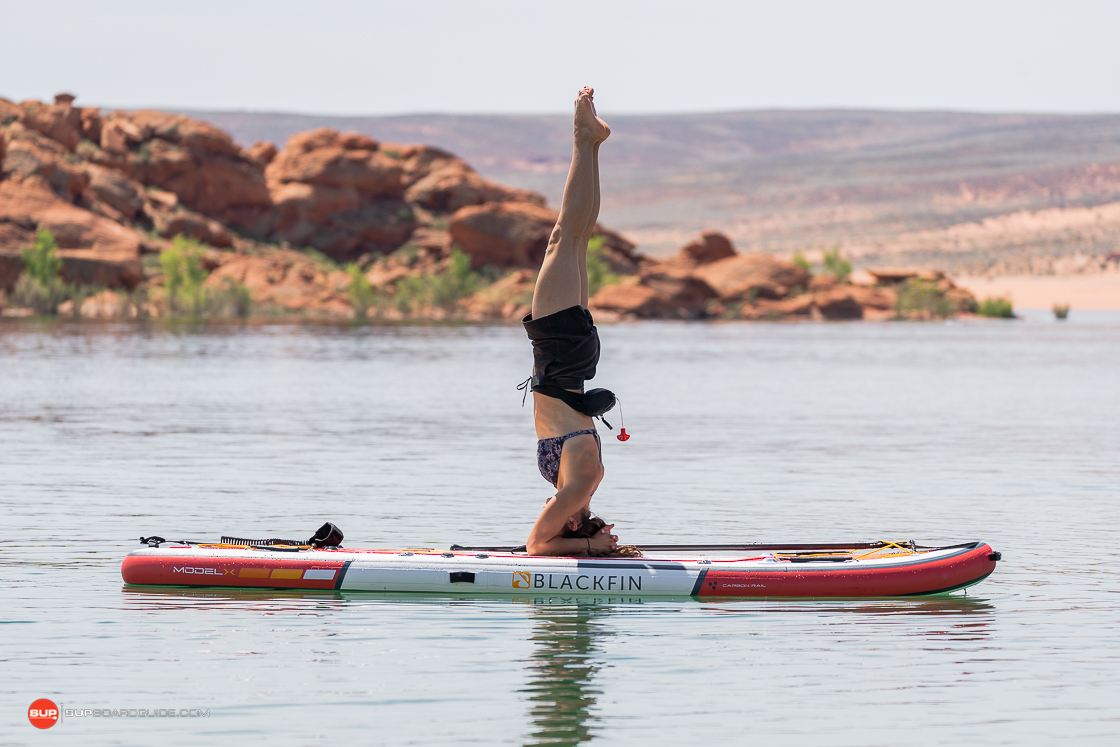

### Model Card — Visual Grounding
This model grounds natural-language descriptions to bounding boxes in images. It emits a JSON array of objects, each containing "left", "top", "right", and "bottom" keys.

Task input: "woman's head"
[{"left": 561, "top": 509, "right": 605, "bottom": 539}]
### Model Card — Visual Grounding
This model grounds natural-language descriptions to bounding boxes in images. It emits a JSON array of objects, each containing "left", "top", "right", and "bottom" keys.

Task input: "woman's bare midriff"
[{"left": 533, "top": 391, "right": 595, "bottom": 439}]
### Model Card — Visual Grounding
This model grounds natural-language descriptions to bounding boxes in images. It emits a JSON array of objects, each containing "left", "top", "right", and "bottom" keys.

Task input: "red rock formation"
[
  {"left": 79, "top": 107, "right": 102, "bottom": 143},
  {"left": 16, "top": 98, "right": 83, "bottom": 151},
  {"left": 464, "top": 268, "right": 535, "bottom": 320},
  {"left": 246, "top": 141, "right": 277, "bottom": 166},
  {"left": 844, "top": 284, "right": 896, "bottom": 311},
  {"left": 3, "top": 125, "right": 89, "bottom": 200},
  {"left": 265, "top": 128, "right": 417, "bottom": 258},
  {"left": 86, "top": 165, "right": 145, "bottom": 220},
  {"left": 406, "top": 160, "right": 544, "bottom": 213},
  {"left": 75, "top": 288, "right": 132, "bottom": 318},
  {"left": 0, "top": 178, "right": 144, "bottom": 289},
  {"left": 589, "top": 284, "right": 658, "bottom": 318},
  {"left": 738, "top": 295, "right": 816, "bottom": 320},
  {"left": 390, "top": 143, "right": 457, "bottom": 186},
  {"left": 267, "top": 128, "right": 401, "bottom": 195},
  {"left": 590, "top": 267, "right": 717, "bottom": 319},
  {"left": 95, "top": 110, "right": 272, "bottom": 230},
  {"left": 205, "top": 248, "right": 351, "bottom": 315},
  {"left": 450, "top": 201, "right": 639, "bottom": 271},
  {"left": 1, "top": 94, "right": 648, "bottom": 314},
  {"left": 0, "top": 98, "right": 20, "bottom": 125},
  {"left": 449, "top": 201, "right": 555, "bottom": 268},
  {"left": 143, "top": 194, "right": 233, "bottom": 248},
  {"left": 678, "top": 231, "right": 736, "bottom": 264},
  {"left": 866, "top": 268, "right": 918, "bottom": 285},
  {"left": 691, "top": 253, "right": 810, "bottom": 301},
  {"left": 811, "top": 287, "right": 865, "bottom": 319}
]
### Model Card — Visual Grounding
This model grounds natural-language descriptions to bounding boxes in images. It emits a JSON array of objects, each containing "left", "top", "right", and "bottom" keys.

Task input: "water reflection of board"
[{"left": 121, "top": 541, "right": 999, "bottom": 597}]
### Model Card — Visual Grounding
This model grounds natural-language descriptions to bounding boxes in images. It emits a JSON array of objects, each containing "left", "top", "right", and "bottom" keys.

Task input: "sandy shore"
[{"left": 953, "top": 273, "right": 1120, "bottom": 310}]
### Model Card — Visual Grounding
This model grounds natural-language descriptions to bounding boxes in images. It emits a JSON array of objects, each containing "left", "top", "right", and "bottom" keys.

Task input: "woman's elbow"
[{"left": 525, "top": 537, "right": 553, "bottom": 556}]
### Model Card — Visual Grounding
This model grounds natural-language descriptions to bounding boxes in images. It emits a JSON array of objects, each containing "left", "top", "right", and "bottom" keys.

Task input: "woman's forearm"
[{"left": 526, "top": 535, "right": 593, "bottom": 557}]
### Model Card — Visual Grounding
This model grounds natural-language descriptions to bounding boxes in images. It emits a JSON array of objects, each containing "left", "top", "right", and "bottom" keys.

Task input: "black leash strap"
[{"left": 140, "top": 522, "right": 345, "bottom": 550}]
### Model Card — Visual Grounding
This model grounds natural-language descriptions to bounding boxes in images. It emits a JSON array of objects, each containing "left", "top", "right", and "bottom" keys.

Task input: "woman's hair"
[
  {"left": 561, "top": 512, "right": 602, "bottom": 539},
  {"left": 562, "top": 513, "right": 642, "bottom": 557}
]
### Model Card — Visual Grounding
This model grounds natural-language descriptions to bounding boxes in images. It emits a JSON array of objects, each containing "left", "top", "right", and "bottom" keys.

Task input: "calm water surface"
[{"left": 2, "top": 313, "right": 1118, "bottom": 745}]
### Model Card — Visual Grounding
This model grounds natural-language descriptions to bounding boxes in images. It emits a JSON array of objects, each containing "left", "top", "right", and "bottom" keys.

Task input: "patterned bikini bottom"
[{"left": 536, "top": 429, "right": 602, "bottom": 487}]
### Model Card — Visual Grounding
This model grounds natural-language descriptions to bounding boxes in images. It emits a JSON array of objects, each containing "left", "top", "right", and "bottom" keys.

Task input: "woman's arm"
[
  {"left": 528, "top": 519, "right": 617, "bottom": 557},
  {"left": 525, "top": 477, "right": 599, "bottom": 556},
  {"left": 525, "top": 442, "right": 614, "bottom": 555}
]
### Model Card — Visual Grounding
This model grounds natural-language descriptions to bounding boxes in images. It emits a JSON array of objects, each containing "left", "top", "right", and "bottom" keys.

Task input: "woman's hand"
[{"left": 587, "top": 524, "right": 617, "bottom": 556}]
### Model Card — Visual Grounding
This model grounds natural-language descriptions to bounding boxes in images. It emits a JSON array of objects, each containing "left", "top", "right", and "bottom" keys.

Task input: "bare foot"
[{"left": 574, "top": 87, "right": 610, "bottom": 145}]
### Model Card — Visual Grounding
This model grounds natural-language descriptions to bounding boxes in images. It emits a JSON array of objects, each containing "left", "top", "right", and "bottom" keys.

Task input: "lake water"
[{"left": 2, "top": 312, "right": 1119, "bottom": 745}]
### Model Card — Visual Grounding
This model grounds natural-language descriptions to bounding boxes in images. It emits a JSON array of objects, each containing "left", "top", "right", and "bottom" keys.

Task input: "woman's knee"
[{"left": 545, "top": 225, "right": 582, "bottom": 256}]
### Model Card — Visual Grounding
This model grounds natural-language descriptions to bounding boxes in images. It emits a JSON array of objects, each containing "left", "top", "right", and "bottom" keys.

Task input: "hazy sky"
[{"left": 5, "top": 0, "right": 1120, "bottom": 115}]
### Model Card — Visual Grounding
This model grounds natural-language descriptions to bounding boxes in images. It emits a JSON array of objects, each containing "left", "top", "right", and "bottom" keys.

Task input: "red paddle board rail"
[
  {"left": 450, "top": 541, "right": 898, "bottom": 553},
  {"left": 121, "top": 554, "right": 351, "bottom": 590},
  {"left": 693, "top": 542, "right": 998, "bottom": 597}
]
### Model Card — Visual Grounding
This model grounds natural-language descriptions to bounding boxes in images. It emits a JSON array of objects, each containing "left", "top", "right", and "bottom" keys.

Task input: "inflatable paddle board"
[{"left": 121, "top": 539, "right": 1000, "bottom": 597}]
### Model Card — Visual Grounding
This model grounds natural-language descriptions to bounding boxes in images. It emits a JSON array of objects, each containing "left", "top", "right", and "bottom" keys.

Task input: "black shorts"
[{"left": 523, "top": 305, "right": 600, "bottom": 390}]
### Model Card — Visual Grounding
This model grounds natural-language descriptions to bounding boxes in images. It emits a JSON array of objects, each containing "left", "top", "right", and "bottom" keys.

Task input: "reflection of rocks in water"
[{"left": 521, "top": 602, "right": 613, "bottom": 747}]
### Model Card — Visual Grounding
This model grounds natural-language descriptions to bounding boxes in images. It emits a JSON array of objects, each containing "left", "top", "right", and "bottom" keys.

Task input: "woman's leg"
[
  {"left": 532, "top": 88, "right": 609, "bottom": 319},
  {"left": 576, "top": 142, "right": 603, "bottom": 308}
]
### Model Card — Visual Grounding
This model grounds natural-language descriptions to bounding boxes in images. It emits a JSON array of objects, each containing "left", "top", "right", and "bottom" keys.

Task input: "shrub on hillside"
[
  {"left": 977, "top": 296, "right": 1015, "bottom": 318},
  {"left": 12, "top": 229, "right": 70, "bottom": 314},
  {"left": 209, "top": 277, "right": 253, "bottom": 318},
  {"left": 895, "top": 278, "right": 955, "bottom": 319},
  {"left": 160, "top": 236, "right": 210, "bottom": 316},
  {"left": 395, "top": 247, "right": 480, "bottom": 314},
  {"left": 347, "top": 264, "right": 379, "bottom": 316},
  {"left": 821, "top": 248, "right": 852, "bottom": 283},
  {"left": 587, "top": 236, "right": 619, "bottom": 297},
  {"left": 159, "top": 235, "right": 252, "bottom": 318}
]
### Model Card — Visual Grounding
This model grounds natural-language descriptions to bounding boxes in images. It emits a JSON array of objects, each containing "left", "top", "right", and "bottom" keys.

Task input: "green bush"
[
  {"left": 1052, "top": 303, "right": 1070, "bottom": 320},
  {"left": 792, "top": 252, "right": 812, "bottom": 274},
  {"left": 160, "top": 235, "right": 210, "bottom": 316},
  {"left": 394, "top": 247, "right": 480, "bottom": 314},
  {"left": 821, "top": 248, "right": 852, "bottom": 282},
  {"left": 587, "top": 236, "right": 619, "bottom": 297},
  {"left": 894, "top": 278, "right": 955, "bottom": 319},
  {"left": 209, "top": 277, "right": 253, "bottom": 318},
  {"left": 430, "top": 247, "right": 480, "bottom": 309},
  {"left": 12, "top": 229, "right": 69, "bottom": 314},
  {"left": 977, "top": 296, "right": 1014, "bottom": 318},
  {"left": 347, "top": 264, "right": 378, "bottom": 316},
  {"left": 23, "top": 228, "right": 62, "bottom": 282}
]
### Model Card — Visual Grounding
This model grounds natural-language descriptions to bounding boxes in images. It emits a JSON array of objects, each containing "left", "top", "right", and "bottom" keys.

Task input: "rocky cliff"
[{"left": 1, "top": 93, "right": 976, "bottom": 322}]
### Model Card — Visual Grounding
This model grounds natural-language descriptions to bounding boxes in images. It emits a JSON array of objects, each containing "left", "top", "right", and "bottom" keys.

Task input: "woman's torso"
[{"left": 533, "top": 391, "right": 595, "bottom": 439}]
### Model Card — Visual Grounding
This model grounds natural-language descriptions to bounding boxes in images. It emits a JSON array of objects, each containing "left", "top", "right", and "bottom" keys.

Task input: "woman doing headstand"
[{"left": 523, "top": 88, "right": 619, "bottom": 557}]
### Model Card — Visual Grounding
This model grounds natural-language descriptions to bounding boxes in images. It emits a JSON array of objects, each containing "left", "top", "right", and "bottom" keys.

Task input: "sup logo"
[
  {"left": 512, "top": 572, "right": 531, "bottom": 589},
  {"left": 28, "top": 699, "right": 59, "bottom": 729}
]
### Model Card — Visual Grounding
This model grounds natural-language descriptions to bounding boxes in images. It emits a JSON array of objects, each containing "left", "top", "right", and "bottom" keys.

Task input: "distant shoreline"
[{"left": 952, "top": 273, "right": 1120, "bottom": 310}]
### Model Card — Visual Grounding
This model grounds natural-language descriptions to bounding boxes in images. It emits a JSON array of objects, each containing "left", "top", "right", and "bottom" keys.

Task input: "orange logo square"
[{"left": 512, "top": 572, "right": 530, "bottom": 589}]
